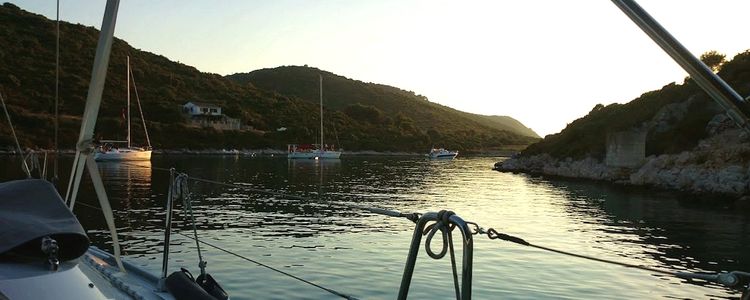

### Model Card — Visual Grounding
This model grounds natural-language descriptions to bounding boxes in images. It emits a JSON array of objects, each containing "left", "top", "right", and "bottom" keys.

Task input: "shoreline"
[
  {"left": 494, "top": 128, "right": 750, "bottom": 203},
  {"left": 0, "top": 148, "right": 514, "bottom": 157}
]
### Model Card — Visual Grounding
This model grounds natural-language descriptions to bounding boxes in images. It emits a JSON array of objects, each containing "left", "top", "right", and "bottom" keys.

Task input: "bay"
[{"left": 1, "top": 155, "right": 747, "bottom": 299}]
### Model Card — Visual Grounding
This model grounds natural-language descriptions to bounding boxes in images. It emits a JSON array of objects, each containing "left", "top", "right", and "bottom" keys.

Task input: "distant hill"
[
  {"left": 475, "top": 115, "right": 539, "bottom": 138},
  {"left": 0, "top": 3, "right": 538, "bottom": 152},
  {"left": 227, "top": 66, "right": 540, "bottom": 139}
]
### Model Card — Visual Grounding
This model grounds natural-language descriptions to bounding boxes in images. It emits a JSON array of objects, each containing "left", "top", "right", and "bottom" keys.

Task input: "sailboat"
[
  {"left": 287, "top": 75, "right": 342, "bottom": 159},
  {"left": 95, "top": 56, "right": 152, "bottom": 161}
]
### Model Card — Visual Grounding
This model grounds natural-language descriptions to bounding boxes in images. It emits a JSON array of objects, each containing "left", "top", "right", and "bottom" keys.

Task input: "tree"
[{"left": 700, "top": 50, "right": 726, "bottom": 73}]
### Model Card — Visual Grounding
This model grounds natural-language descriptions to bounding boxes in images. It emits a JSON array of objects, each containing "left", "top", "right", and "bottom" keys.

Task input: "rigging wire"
[
  {"left": 128, "top": 62, "right": 151, "bottom": 148},
  {"left": 175, "top": 231, "right": 359, "bottom": 300},
  {"left": 0, "top": 92, "right": 31, "bottom": 178},
  {"left": 175, "top": 174, "right": 207, "bottom": 276},
  {"left": 75, "top": 200, "right": 359, "bottom": 300},
  {"left": 464, "top": 223, "right": 677, "bottom": 277},
  {"left": 53, "top": 0, "right": 60, "bottom": 185}
]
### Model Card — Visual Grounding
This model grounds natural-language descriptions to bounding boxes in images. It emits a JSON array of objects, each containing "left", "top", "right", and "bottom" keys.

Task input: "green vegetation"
[
  {"left": 228, "top": 66, "right": 540, "bottom": 142},
  {"left": 0, "top": 3, "right": 538, "bottom": 152},
  {"left": 523, "top": 50, "right": 750, "bottom": 159}
]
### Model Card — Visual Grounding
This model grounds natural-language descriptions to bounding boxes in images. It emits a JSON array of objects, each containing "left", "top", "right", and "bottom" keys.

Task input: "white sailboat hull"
[
  {"left": 94, "top": 149, "right": 152, "bottom": 161},
  {"left": 287, "top": 150, "right": 341, "bottom": 159}
]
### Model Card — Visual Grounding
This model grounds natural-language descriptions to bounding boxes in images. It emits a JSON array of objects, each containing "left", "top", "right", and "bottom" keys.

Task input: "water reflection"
[
  {"left": 2, "top": 156, "right": 747, "bottom": 299},
  {"left": 549, "top": 179, "right": 749, "bottom": 275}
]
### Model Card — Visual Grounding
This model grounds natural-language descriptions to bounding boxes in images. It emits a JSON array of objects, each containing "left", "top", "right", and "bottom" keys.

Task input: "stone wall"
[
  {"left": 497, "top": 126, "right": 750, "bottom": 198},
  {"left": 605, "top": 130, "right": 646, "bottom": 168}
]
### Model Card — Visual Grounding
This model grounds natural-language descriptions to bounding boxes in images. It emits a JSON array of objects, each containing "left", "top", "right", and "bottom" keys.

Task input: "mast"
[
  {"left": 127, "top": 55, "right": 131, "bottom": 148},
  {"left": 611, "top": 0, "right": 750, "bottom": 134},
  {"left": 65, "top": 0, "right": 124, "bottom": 272},
  {"left": 319, "top": 74, "right": 323, "bottom": 150}
]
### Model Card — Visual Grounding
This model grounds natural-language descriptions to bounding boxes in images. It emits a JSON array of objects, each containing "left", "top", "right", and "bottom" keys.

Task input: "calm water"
[{"left": 2, "top": 156, "right": 749, "bottom": 299}]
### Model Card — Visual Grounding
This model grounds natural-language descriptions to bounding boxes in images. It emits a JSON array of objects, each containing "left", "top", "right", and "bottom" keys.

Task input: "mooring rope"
[{"left": 464, "top": 222, "right": 677, "bottom": 277}]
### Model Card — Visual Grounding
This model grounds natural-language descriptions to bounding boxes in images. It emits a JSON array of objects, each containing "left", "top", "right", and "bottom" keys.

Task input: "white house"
[
  {"left": 183, "top": 101, "right": 222, "bottom": 116},
  {"left": 181, "top": 101, "right": 242, "bottom": 130}
]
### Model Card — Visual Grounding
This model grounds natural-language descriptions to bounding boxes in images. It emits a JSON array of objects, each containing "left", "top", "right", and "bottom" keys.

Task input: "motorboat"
[{"left": 428, "top": 148, "right": 458, "bottom": 159}]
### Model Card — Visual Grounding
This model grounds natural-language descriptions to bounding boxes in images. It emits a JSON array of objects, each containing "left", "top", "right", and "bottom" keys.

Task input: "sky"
[{"left": 9, "top": 0, "right": 750, "bottom": 137}]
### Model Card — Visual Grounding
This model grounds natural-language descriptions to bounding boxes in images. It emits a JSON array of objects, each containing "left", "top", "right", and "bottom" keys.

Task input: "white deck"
[{"left": 0, "top": 247, "right": 173, "bottom": 300}]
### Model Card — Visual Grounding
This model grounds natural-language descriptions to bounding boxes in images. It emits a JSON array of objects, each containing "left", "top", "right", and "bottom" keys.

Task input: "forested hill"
[
  {"left": 0, "top": 3, "right": 538, "bottom": 152},
  {"left": 227, "top": 66, "right": 540, "bottom": 138},
  {"left": 522, "top": 50, "right": 750, "bottom": 159}
]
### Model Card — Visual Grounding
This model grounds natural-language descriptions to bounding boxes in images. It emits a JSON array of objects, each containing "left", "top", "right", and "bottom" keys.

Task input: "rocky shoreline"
[{"left": 496, "top": 126, "right": 750, "bottom": 201}]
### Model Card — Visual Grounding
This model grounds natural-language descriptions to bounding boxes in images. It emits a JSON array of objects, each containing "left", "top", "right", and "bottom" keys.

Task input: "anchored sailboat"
[
  {"left": 288, "top": 74, "right": 342, "bottom": 159},
  {"left": 95, "top": 56, "right": 152, "bottom": 161}
]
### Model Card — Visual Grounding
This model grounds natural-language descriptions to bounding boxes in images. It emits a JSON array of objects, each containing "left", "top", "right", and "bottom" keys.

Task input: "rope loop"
[
  {"left": 424, "top": 210, "right": 456, "bottom": 259},
  {"left": 172, "top": 173, "right": 189, "bottom": 202}
]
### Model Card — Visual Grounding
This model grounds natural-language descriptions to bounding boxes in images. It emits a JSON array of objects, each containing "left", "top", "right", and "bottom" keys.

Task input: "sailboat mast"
[
  {"left": 319, "top": 74, "right": 323, "bottom": 150},
  {"left": 127, "top": 55, "right": 131, "bottom": 148}
]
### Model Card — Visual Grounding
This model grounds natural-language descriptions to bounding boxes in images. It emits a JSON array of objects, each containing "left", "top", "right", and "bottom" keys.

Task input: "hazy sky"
[{"left": 10, "top": 0, "right": 750, "bottom": 136}]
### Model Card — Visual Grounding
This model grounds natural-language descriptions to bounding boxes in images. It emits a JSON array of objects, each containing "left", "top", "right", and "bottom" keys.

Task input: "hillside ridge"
[{"left": 0, "top": 3, "right": 538, "bottom": 152}]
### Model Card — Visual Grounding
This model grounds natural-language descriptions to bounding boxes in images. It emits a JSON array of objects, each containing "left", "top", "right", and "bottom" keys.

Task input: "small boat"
[
  {"left": 95, "top": 56, "right": 152, "bottom": 161},
  {"left": 428, "top": 148, "right": 458, "bottom": 159},
  {"left": 288, "top": 75, "right": 342, "bottom": 159}
]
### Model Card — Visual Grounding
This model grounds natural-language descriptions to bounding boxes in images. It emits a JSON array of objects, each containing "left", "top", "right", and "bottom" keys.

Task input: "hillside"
[
  {"left": 227, "top": 66, "right": 540, "bottom": 139},
  {"left": 475, "top": 115, "right": 539, "bottom": 138},
  {"left": 0, "top": 3, "right": 538, "bottom": 152},
  {"left": 496, "top": 50, "right": 750, "bottom": 198},
  {"left": 521, "top": 49, "right": 750, "bottom": 160}
]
